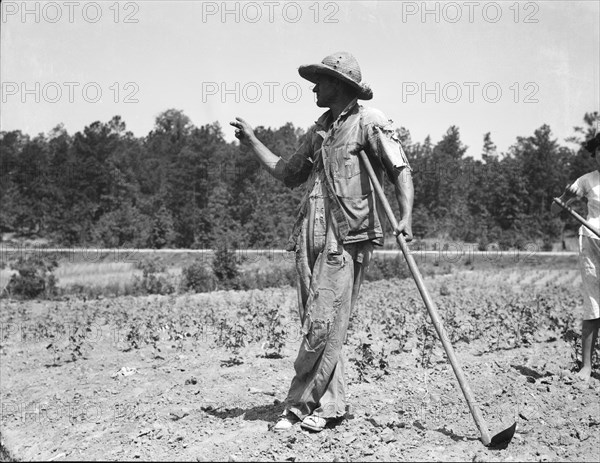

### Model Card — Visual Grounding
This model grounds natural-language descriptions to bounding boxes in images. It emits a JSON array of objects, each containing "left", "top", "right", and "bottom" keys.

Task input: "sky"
[{"left": 1, "top": 0, "right": 599, "bottom": 159}]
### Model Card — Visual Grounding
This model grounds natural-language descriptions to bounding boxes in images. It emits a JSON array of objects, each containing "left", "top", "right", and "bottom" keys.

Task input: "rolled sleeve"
[
  {"left": 363, "top": 109, "right": 411, "bottom": 173},
  {"left": 278, "top": 129, "right": 317, "bottom": 188}
]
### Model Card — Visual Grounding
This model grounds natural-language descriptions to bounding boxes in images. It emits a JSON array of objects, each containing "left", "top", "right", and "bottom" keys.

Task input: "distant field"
[{"left": 0, "top": 244, "right": 582, "bottom": 297}]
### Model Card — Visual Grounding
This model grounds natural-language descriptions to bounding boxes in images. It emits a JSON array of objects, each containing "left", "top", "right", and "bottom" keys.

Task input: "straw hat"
[{"left": 298, "top": 52, "right": 373, "bottom": 100}]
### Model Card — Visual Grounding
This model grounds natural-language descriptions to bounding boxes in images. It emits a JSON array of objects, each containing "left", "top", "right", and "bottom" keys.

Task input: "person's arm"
[
  {"left": 230, "top": 117, "right": 313, "bottom": 187},
  {"left": 230, "top": 117, "right": 284, "bottom": 181},
  {"left": 389, "top": 166, "right": 414, "bottom": 241},
  {"left": 551, "top": 182, "right": 582, "bottom": 215},
  {"left": 365, "top": 118, "right": 414, "bottom": 241}
]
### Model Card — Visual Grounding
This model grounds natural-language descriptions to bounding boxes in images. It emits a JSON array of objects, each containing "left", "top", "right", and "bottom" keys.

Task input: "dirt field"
[{"left": 1, "top": 264, "right": 599, "bottom": 462}]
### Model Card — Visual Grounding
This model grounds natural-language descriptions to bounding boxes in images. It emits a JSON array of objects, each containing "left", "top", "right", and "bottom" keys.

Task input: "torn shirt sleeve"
[
  {"left": 276, "top": 128, "right": 317, "bottom": 188},
  {"left": 363, "top": 110, "right": 411, "bottom": 175}
]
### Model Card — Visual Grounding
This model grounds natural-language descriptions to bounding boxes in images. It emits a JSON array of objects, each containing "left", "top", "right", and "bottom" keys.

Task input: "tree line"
[{"left": 0, "top": 109, "right": 597, "bottom": 250}]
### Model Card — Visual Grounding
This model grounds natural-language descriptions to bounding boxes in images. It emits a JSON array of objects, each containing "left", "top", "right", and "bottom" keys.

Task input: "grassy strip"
[{"left": 1, "top": 250, "right": 580, "bottom": 301}]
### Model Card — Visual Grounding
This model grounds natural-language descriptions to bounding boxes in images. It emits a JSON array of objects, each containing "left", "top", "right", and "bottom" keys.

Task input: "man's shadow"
[{"left": 201, "top": 403, "right": 282, "bottom": 422}]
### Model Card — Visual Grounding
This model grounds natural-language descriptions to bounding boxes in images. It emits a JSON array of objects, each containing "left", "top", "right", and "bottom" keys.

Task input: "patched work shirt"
[{"left": 274, "top": 99, "right": 411, "bottom": 251}]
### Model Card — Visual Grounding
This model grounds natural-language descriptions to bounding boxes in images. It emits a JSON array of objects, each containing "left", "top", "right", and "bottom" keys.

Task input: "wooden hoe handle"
[{"left": 358, "top": 150, "right": 492, "bottom": 446}]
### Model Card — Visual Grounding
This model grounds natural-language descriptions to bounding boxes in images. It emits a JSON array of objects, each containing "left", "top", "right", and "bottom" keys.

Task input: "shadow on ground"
[
  {"left": 434, "top": 425, "right": 479, "bottom": 443},
  {"left": 0, "top": 432, "right": 17, "bottom": 462},
  {"left": 201, "top": 403, "right": 282, "bottom": 422}
]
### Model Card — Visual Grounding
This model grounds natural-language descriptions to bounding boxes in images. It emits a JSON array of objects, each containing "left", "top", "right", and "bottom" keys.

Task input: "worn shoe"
[
  {"left": 300, "top": 415, "right": 328, "bottom": 432},
  {"left": 274, "top": 412, "right": 299, "bottom": 432}
]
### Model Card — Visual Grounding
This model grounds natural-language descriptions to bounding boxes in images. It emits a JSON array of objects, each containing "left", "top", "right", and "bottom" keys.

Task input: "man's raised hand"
[{"left": 230, "top": 117, "right": 255, "bottom": 147}]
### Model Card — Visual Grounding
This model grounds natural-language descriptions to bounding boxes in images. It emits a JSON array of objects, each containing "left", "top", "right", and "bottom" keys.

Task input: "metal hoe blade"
[{"left": 487, "top": 422, "right": 517, "bottom": 449}]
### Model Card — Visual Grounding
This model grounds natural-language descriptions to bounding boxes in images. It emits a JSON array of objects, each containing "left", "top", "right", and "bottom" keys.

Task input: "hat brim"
[{"left": 298, "top": 64, "right": 373, "bottom": 100}]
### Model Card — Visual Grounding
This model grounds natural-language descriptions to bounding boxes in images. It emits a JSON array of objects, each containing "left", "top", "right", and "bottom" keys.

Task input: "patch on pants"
[{"left": 304, "top": 287, "right": 342, "bottom": 352}]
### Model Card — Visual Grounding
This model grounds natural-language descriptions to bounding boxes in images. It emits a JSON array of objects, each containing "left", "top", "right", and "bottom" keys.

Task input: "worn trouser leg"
[
  {"left": 314, "top": 253, "right": 369, "bottom": 418},
  {"left": 286, "top": 242, "right": 372, "bottom": 420}
]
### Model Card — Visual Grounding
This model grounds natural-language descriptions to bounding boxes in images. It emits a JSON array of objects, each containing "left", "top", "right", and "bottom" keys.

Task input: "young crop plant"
[
  {"left": 166, "top": 320, "right": 188, "bottom": 353},
  {"left": 416, "top": 322, "right": 434, "bottom": 369},
  {"left": 215, "top": 318, "right": 247, "bottom": 367},
  {"left": 124, "top": 324, "right": 142, "bottom": 350},
  {"left": 45, "top": 323, "right": 94, "bottom": 366},
  {"left": 381, "top": 311, "right": 414, "bottom": 354},
  {"left": 67, "top": 325, "right": 89, "bottom": 362},
  {"left": 122, "top": 321, "right": 155, "bottom": 352},
  {"left": 442, "top": 306, "right": 475, "bottom": 345},
  {"left": 562, "top": 328, "right": 583, "bottom": 371},
  {"left": 46, "top": 341, "right": 61, "bottom": 367},
  {"left": 261, "top": 304, "right": 287, "bottom": 359},
  {"left": 351, "top": 328, "right": 389, "bottom": 383},
  {"left": 514, "top": 299, "right": 538, "bottom": 346},
  {"left": 144, "top": 321, "right": 164, "bottom": 359}
]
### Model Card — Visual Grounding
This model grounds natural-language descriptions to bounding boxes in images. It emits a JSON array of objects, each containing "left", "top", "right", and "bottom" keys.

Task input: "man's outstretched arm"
[{"left": 230, "top": 117, "right": 285, "bottom": 182}]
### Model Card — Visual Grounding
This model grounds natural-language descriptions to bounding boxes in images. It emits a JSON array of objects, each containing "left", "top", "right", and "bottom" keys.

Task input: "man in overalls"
[{"left": 231, "top": 51, "right": 414, "bottom": 432}]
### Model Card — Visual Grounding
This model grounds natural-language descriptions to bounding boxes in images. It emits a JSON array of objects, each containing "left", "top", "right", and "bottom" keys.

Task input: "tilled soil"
[{"left": 1, "top": 273, "right": 599, "bottom": 462}]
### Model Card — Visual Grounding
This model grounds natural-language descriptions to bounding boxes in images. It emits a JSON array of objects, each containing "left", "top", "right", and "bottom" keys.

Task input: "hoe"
[
  {"left": 359, "top": 150, "right": 517, "bottom": 449},
  {"left": 553, "top": 197, "right": 600, "bottom": 239}
]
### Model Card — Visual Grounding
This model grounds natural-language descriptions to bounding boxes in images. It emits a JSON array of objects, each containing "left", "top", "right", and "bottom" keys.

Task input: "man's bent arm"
[{"left": 391, "top": 167, "right": 414, "bottom": 240}]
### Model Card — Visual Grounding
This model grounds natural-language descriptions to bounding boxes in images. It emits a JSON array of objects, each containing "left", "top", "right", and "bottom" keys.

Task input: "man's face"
[{"left": 312, "top": 75, "right": 341, "bottom": 108}]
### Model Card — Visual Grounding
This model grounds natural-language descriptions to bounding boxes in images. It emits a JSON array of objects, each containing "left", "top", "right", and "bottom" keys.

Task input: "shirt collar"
[{"left": 314, "top": 98, "right": 359, "bottom": 131}]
